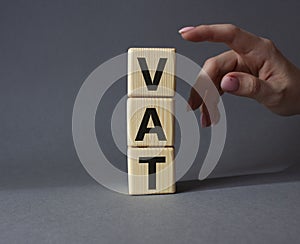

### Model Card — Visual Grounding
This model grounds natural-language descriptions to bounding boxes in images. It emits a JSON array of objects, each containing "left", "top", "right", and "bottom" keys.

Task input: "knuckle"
[
  {"left": 204, "top": 57, "right": 218, "bottom": 69},
  {"left": 262, "top": 38, "right": 277, "bottom": 51},
  {"left": 264, "top": 87, "right": 286, "bottom": 108},
  {"left": 204, "top": 57, "right": 220, "bottom": 77},
  {"left": 248, "top": 77, "right": 261, "bottom": 97},
  {"left": 199, "top": 25, "right": 211, "bottom": 36},
  {"left": 226, "top": 24, "right": 240, "bottom": 35},
  {"left": 200, "top": 25, "right": 210, "bottom": 31}
]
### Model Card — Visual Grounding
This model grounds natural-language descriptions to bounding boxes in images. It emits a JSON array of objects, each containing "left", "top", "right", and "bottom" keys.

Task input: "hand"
[{"left": 179, "top": 24, "right": 300, "bottom": 127}]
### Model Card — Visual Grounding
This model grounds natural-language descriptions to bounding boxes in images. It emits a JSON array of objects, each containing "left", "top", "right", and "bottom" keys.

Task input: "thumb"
[{"left": 220, "top": 72, "right": 268, "bottom": 102}]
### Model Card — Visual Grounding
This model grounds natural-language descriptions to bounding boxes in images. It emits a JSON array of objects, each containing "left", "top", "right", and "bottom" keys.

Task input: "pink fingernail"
[
  {"left": 178, "top": 26, "right": 195, "bottom": 34},
  {"left": 221, "top": 76, "right": 240, "bottom": 92}
]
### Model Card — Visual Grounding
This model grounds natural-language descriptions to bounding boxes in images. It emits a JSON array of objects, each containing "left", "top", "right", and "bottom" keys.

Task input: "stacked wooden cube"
[{"left": 127, "top": 48, "right": 176, "bottom": 195}]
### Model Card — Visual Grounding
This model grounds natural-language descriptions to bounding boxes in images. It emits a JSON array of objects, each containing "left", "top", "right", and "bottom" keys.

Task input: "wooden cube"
[
  {"left": 127, "top": 98, "right": 174, "bottom": 147},
  {"left": 128, "top": 147, "right": 175, "bottom": 195},
  {"left": 128, "top": 48, "right": 175, "bottom": 97}
]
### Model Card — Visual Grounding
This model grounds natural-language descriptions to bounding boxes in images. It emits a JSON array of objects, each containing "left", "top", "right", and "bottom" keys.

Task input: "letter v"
[{"left": 137, "top": 57, "right": 167, "bottom": 91}]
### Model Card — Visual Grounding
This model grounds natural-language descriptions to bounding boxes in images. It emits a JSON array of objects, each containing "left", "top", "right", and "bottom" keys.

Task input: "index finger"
[{"left": 180, "top": 24, "right": 262, "bottom": 55}]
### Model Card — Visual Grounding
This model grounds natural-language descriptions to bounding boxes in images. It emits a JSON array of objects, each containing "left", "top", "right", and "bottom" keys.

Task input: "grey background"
[{"left": 1, "top": 0, "right": 300, "bottom": 243}]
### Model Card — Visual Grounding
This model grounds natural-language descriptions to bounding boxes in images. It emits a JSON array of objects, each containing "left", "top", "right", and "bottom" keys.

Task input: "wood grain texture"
[
  {"left": 128, "top": 147, "right": 175, "bottom": 195},
  {"left": 127, "top": 98, "right": 174, "bottom": 147},
  {"left": 128, "top": 48, "right": 175, "bottom": 97}
]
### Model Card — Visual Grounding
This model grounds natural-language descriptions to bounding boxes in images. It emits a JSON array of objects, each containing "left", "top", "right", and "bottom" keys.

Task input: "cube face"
[
  {"left": 127, "top": 98, "right": 174, "bottom": 147},
  {"left": 128, "top": 147, "right": 175, "bottom": 195},
  {"left": 128, "top": 48, "right": 175, "bottom": 97}
]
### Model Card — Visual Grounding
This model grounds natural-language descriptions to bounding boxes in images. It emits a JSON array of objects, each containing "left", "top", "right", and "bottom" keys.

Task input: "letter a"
[{"left": 135, "top": 108, "right": 167, "bottom": 141}]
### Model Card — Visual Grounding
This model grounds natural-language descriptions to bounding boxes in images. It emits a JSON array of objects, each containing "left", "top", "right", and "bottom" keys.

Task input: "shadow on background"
[
  {"left": 2, "top": 159, "right": 300, "bottom": 193},
  {"left": 177, "top": 162, "right": 300, "bottom": 193}
]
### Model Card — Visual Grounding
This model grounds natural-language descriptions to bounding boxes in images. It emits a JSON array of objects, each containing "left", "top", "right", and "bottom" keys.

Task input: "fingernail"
[
  {"left": 201, "top": 114, "right": 208, "bottom": 128},
  {"left": 178, "top": 26, "right": 195, "bottom": 34},
  {"left": 221, "top": 76, "right": 240, "bottom": 92}
]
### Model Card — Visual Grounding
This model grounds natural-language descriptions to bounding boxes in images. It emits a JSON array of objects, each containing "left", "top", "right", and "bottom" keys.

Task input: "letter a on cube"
[{"left": 127, "top": 98, "right": 174, "bottom": 147}]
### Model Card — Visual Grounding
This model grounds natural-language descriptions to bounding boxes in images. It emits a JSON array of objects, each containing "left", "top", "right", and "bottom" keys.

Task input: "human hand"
[{"left": 179, "top": 24, "right": 300, "bottom": 127}]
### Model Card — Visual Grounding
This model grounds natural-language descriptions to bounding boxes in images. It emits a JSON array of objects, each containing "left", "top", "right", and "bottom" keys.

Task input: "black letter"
[
  {"left": 135, "top": 108, "right": 167, "bottom": 141},
  {"left": 137, "top": 57, "right": 167, "bottom": 90},
  {"left": 139, "top": 157, "right": 166, "bottom": 189}
]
